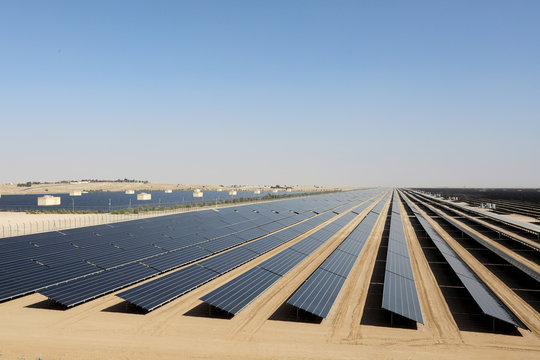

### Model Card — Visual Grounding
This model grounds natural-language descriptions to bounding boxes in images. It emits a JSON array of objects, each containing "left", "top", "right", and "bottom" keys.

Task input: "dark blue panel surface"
[
  {"left": 198, "top": 234, "right": 245, "bottom": 253},
  {"left": 243, "top": 236, "right": 284, "bottom": 255},
  {"left": 258, "top": 248, "right": 306, "bottom": 276},
  {"left": 117, "top": 264, "right": 220, "bottom": 311},
  {"left": 287, "top": 268, "right": 346, "bottom": 318},
  {"left": 382, "top": 193, "right": 424, "bottom": 324},
  {"left": 39, "top": 263, "right": 158, "bottom": 307},
  {"left": 87, "top": 245, "right": 166, "bottom": 269},
  {"left": 141, "top": 246, "right": 212, "bottom": 272},
  {"left": 198, "top": 247, "right": 258, "bottom": 274},
  {"left": 200, "top": 266, "right": 280, "bottom": 314},
  {"left": 289, "top": 237, "right": 323, "bottom": 256},
  {"left": 400, "top": 193, "right": 525, "bottom": 327},
  {"left": 319, "top": 250, "right": 357, "bottom": 278}
]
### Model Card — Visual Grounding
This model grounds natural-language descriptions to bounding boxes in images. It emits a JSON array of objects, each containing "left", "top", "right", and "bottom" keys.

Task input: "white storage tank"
[
  {"left": 125, "top": 190, "right": 135, "bottom": 195},
  {"left": 254, "top": 189, "right": 261, "bottom": 194},
  {"left": 229, "top": 190, "right": 237, "bottom": 196},
  {"left": 69, "top": 191, "right": 82, "bottom": 196},
  {"left": 286, "top": 188, "right": 292, "bottom": 192},
  {"left": 193, "top": 189, "right": 204, "bottom": 198},
  {"left": 164, "top": 189, "right": 173, "bottom": 193},
  {"left": 217, "top": 188, "right": 223, "bottom": 192},
  {"left": 272, "top": 189, "right": 278, "bottom": 193},
  {"left": 137, "top": 192, "right": 151, "bottom": 201},
  {"left": 38, "top": 195, "right": 61, "bottom": 206}
]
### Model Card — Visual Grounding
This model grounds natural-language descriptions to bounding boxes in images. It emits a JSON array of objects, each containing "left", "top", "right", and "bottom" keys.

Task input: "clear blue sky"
[{"left": 1, "top": 1, "right": 538, "bottom": 187}]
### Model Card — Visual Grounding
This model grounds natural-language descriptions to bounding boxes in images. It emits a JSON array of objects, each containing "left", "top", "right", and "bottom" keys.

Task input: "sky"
[{"left": 1, "top": 1, "right": 539, "bottom": 187}]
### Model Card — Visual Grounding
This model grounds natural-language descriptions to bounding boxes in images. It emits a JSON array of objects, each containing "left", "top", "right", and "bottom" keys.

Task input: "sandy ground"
[
  {"left": 1, "top": 192, "right": 540, "bottom": 359},
  {"left": 0, "top": 182, "right": 343, "bottom": 195}
]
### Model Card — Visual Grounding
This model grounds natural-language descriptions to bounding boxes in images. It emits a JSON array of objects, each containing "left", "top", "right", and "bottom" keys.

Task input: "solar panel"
[
  {"left": 422, "top": 201, "right": 540, "bottom": 283},
  {"left": 272, "top": 227, "right": 301, "bottom": 242},
  {"left": 243, "top": 235, "right": 284, "bottom": 255},
  {"left": 115, "top": 206, "right": 351, "bottom": 311},
  {"left": 381, "top": 192, "right": 424, "bottom": 324},
  {"left": 0, "top": 260, "right": 101, "bottom": 302},
  {"left": 198, "top": 247, "right": 258, "bottom": 274},
  {"left": 290, "top": 237, "right": 324, "bottom": 255},
  {"left": 200, "top": 266, "right": 281, "bottom": 315},
  {"left": 287, "top": 268, "right": 346, "bottom": 318},
  {"left": 198, "top": 234, "right": 245, "bottom": 253},
  {"left": 417, "top": 191, "right": 540, "bottom": 235},
  {"left": 385, "top": 251, "right": 414, "bottom": 280},
  {"left": 283, "top": 195, "right": 388, "bottom": 318},
  {"left": 400, "top": 193, "right": 526, "bottom": 328},
  {"left": 141, "top": 246, "right": 212, "bottom": 273},
  {"left": 234, "top": 227, "right": 268, "bottom": 241},
  {"left": 86, "top": 245, "right": 166, "bottom": 269},
  {"left": 381, "top": 271, "right": 422, "bottom": 322},
  {"left": 258, "top": 248, "right": 305, "bottom": 276},
  {"left": 117, "top": 264, "right": 220, "bottom": 311},
  {"left": 258, "top": 222, "right": 286, "bottom": 233},
  {"left": 1, "top": 189, "right": 378, "bottom": 307},
  {"left": 39, "top": 263, "right": 158, "bottom": 307},
  {"left": 0, "top": 259, "right": 45, "bottom": 279},
  {"left": 197, "top": 200, "right": 378, "bottom": 316},
  {"left": 319, "top": 249, "right": 357, "bottom": 278}
]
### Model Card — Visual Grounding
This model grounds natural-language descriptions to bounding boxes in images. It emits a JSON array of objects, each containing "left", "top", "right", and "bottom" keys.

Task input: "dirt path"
[{"left": 338, "top": 193, "right": 391, "bottom": 343}]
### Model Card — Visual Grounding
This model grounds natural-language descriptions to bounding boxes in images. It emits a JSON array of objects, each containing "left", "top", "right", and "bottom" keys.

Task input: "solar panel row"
[
  {"left": 412, "top": 191, "right": 540, "bottom": 236},
  {"left": 38, "top": 209, "right": 317, "bottom": 307},
  {"left": 400, "top": 192, "right": 526, "bottom": 328},
  {"left": 199, "top": 197, "right": 379, "bottom": 315},
  {"left": 410, "top": 193, "right": 540, "bottom": 252},
  {"left": 116, "top": 201, "right": 356, "bottom": 311},
  {"left": 38, "top": 263, "right": 159, "bottom": 308},
  {"left": 286, "top": 194, "right": 388, "bottom": 318},
  {"left": 381, "top": 191, "right": 424, "bottom": 324},
  {"left": 2, "top": 190, "right": 377, "bottom": 304},
  {"left": 418, "top": 199, "right": 540, "bottom": 283}
]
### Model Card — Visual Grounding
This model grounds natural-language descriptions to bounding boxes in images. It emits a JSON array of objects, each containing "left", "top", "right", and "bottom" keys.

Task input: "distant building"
[{"left": 38, "top": 195, "right": 61, "bottom": 206}]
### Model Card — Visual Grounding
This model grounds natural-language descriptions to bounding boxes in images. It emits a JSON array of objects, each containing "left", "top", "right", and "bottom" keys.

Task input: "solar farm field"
[{"left": 1, "top": 188, "right": 540, "bottom": 359}]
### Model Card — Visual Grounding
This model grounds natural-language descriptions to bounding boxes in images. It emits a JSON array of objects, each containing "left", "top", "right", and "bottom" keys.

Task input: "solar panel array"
[
  {"left": 400, "top": 192, "right": 525, "bottom": 328},
  {"left": 43, "top": 208, "right": 347, "bottom": 307},
  {"left": 381, "top": 192, "right": 423, "bottom": 324},
  {"left": 1, "top": 186, "right": 534, "bottom": 336},
  {"left": 413, "top": 195, "right": 540, "bottom": 283},
  {"left": 0, "top": 189, "right": 378, "bottom": 306},
  {"left": 286, "top": 195, "right": 387, "bottom": 318},
  {"left": 418, "top": 192, "right": 540, "bottom": 236},
  {"left": 412, "top": 194, "right": 540, "bottom": 252},
  {"left": 117, "top": 191, "right": 381, "bottom": 311},
  {"left": 199, "top": 198, "right": 377, "bottom": 315}
]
